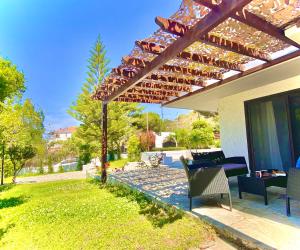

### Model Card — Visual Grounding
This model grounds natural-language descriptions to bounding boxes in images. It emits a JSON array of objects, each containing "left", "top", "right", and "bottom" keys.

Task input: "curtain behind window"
[{"left": 249, "top": 97, "right": 292, "bottom": 171}]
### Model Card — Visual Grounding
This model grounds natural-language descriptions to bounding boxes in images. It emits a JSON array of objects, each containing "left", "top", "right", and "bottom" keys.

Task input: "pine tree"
[{"left": 69, "top": 36, "right": 142, "bottom": 162}]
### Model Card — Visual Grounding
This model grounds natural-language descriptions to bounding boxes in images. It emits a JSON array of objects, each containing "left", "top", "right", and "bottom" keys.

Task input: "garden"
[{"left": 0, "top": 179, "right": 216, "bottom": 249}]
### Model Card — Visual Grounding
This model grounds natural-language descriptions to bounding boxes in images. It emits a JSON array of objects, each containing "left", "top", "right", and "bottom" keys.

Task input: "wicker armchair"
[
  {"left": 286, "top": 168, "right": 300, "bottom": 216},
  {"left": 180, "top": 156, "right": 232, "bottom": 211}
]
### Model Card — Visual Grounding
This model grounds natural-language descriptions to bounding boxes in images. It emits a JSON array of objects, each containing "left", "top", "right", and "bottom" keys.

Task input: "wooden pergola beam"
[
  {"left": 101, "top": 79, "right": 193, "bottom": 92},
  {"left": 137, "top": 82, "right": 192, "bottom": 92},
  {"left": 127, "top": 88, "right": 180, "bottom": 97},
  {"left": 165, "top": 49, "right": 300, "bottom": 106},
  {"left": 115, "top": 97, "right": 163, "bottom": 104},
  {"left": 136, "top": 40, "right": 244, "bottom": 71},
  {"left": 119, "top": 93, "right": 169, "bottom": 102},
  {"left": 123, "top": 56, "right": 223, "bottom": 79},
  {"left": 195, "top": 0, "right": 300, "bottom": 49},
  {"left": 148, "top": 74, "right": 205, "bottom": 86},
  {"left": 156, "top": 16, "right": 271, "bottom": 61},
  {"left": 107, "top": 0, "right": 253, "bottom": 101},
  {"left": 113, "top": 67, "right": 205, "bottom": 86}
]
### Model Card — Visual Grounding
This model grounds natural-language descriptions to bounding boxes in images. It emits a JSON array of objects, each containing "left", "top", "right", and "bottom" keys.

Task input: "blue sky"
[{"left": 0, "top": 0, "right": 190, "bottom": 131}]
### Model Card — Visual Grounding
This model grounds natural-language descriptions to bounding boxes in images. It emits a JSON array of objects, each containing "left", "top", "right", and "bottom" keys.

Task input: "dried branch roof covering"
[{"left": 93, "top": 0, "right": 300, "bottom": 104}]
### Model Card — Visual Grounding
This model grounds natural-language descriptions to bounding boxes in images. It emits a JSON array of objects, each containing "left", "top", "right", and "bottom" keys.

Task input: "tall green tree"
[
  {"left": 0, "top": 57, "right": 25, "bottom": 102},
  {"left": 136, "top": 112, "right": 164, "bottom": 133},
  {"left": 0, "top": 57, "right": 25, "bottom": 185},
  {"left": 69, "top": 36, "right": 142, "bottom": 161},
  {"left": 0, "top": 99, "right": 45, "bottom": 183}
]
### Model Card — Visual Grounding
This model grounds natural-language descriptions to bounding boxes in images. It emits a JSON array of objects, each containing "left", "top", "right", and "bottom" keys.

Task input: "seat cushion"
[{"left": 220, "top": 163, "right": 248, "bottom": 171}]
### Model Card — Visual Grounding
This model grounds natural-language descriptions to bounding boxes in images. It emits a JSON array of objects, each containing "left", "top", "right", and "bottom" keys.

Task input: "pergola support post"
[{"left": 101, "top": 101, "right": 108, "bottom": 183}]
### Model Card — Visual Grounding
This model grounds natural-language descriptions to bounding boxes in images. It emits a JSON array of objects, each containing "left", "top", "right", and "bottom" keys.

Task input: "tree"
[
  {"left": 0, "top": 57, "right": 25, "bottom": 102},
  {"left": 127, "top": 135, "right": 141, "bottom": 161},
  {"left": 1, "top": 99, "right": 44, "bottom": 183},
  {"left": 8, "top": 145, "right": 36, "bottom": 182},
  {"left": 189, "top": 119, "right": 214, "bottom": 150},
  {"left": 0, "top": 57, "right": 25, "bottom": 185},
  {"left": 139, "top": 131, "right": 156, "bottom": 152},
  {"left": 137, "top": 112, "right": 164, "bottom": 133},
  {"left": 173, "top": 128, "right": 190, "bottom": 148},
  {"left": 69, "top": 36, "right": 142, "bottom": 162}
]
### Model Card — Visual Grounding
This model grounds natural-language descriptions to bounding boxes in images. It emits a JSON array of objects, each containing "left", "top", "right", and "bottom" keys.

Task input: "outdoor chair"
[
  {"left": 191, "top": 151, "right": 248, "bottom": 178},
  {"left": 180, "top": 156, "right": 232, "bottom": 211},
  {"left": 286, "top": 168, "right": 300, "bottom": 216}
]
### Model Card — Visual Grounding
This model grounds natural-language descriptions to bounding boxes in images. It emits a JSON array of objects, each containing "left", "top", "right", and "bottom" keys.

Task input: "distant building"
[{"left": 48, "top": 126, "right": 77, "bottom": 143}]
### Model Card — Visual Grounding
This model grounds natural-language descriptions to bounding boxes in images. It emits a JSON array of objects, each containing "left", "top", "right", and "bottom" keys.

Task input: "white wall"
[
  {"left": 219, "top": 76, "right": 300, "bottom": 165},
  {"left": 154, "top": 132, "right": 173, "bottom": 148}
]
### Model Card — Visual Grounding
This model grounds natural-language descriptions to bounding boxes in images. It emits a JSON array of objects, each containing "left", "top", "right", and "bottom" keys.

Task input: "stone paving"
[{"left": 111, "top": 165, "right": 300, "bottom": 250}]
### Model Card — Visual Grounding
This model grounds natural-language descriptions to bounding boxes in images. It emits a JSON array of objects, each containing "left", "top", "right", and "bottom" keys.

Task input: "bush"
[
  {"left": 48, "top": 159, "right": 54, "bottom": 173},
  {"left": 38, "top": 166, "right": 44, "bottom": 174},
  {"left": 189, "top": 119, "right": 215, "bottom": 149},
  {"left": 76, "top": 158, "right": 83, "bottom": 171},
  {"left": 214, "top": 139, "right": 221, "bottom": 148},
  {"left": 58, "top": 165, "right": 64, "bottom": 173},
  {"left": 151, "top": 147, "right": 186, "bottom": 152},
  {"left": 127, "top": 135, "right": 141, "bottom": 161},
  {"left": 139, "top": 131, "right": 155, "bottom": 152}
]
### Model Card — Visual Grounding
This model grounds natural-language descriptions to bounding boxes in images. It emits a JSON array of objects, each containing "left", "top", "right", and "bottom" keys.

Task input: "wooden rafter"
[
  {"left": 120, "top": 93, "right": 169, "bottom": 102},
  {"left": 195, "top": 0, "right": 300, "bottom": 49},
  {"left": 123, "top": 56, "right": 223, "bottom": 79},
  {"left": 165, "top": 49, "right": 300, "bottom": 106},
  {"left": 127, "top": 88, "right": 179, "bottom": 97},
  {"left": 95, "top": 87, "right": 180, "bottom": 99},
  {"left": 156, "top": 16, "right": 271, "bottom": 61},
  {"left": 113, "top": 67, "right": 205, "bottom": 86},
  {"left": 115, "top": 97, "right": 162, "bottom": 104},
  {"left": 136, "top": 40, "right": 244, "bottom": 71},
  {"left": 107, "top": 0, "right": 253, "bottom": 101},
  {"left": 137, "top": 82, "right": 192, "bottom": 92},
  {"left": 149, "top": 74, "right": 205, "bottom": 86}
]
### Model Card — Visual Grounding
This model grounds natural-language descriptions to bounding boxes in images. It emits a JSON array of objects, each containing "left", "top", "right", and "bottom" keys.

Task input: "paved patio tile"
[{"left": 111, "top": 166, "right": 300, "bottom": 250}]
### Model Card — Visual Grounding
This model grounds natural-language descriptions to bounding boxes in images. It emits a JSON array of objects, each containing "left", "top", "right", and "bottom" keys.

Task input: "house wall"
[{"left": 218, "top": 75, "right": 300, "bottom": 166}]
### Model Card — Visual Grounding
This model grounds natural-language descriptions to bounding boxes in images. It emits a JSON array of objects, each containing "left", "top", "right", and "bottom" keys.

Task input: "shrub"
[
  {"left": 189, "top": 119, "right": 215, "bottom": 149},
  {"left": 139, "top": 131, "right": 155, "bottom": 152},
  {"left": 38, "top": 166, "right": 44, "bottom": 174},
  {"left": 76, "top": 158, "right": 83, "bottom": 171},
  {"left": 58, "top": 165, "right": 64, "bottom": 173},
  {"left": 214, "top": 139, "right": 221, "bottom": 148},
  {"left": 151, "top": 147, "right": 186, "bottom": 152},
  {"left": 127, "top": 135, "right": 141, "bottom": 161},
  {"left": 48, "top": 159, "right": 54, "bottom": 173},
  {"left": 162, "top": 136, "right": 176, "bottom": 147}
]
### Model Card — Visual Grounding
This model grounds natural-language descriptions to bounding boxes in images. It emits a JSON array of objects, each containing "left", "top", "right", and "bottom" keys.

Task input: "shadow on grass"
[
  {"left": 0, "top": 196, "right": 26, "bottom": 210},
  {"left": 94, "top": 180, "right": 183, "bottom": 228},
  {"left": 0, "top": 223, "right": 15, "bottom": 241},
  {"left": 0, "top": 184, "right": 15, "bottom": 193}
]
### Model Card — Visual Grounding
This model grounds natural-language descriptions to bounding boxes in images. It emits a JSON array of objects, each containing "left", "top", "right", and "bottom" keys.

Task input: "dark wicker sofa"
[{"left": 191, "top": 151, "right": 249, "bottom": 178}]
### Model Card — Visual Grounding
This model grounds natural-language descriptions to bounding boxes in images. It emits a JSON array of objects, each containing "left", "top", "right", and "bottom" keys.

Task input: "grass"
[
  {"left": 109, "top": 159, "right": 128, "bottom": 169},
  {"left": 0, "top": 179, "right": 215, "bottom": 250}
]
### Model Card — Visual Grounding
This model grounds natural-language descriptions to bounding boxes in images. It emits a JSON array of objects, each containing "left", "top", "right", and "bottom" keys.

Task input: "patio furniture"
[
  {"left": 191, "top": 151, "right": 249, "bottom": 178},
  {"left": 238, "top": 173, "right": 287, "bottom": 205},
  {"left": 180, "top": 156, "right": 232, "bottom": 211},
  {"left": 286, "top": 168, "right": 300, "bottom": 216}
]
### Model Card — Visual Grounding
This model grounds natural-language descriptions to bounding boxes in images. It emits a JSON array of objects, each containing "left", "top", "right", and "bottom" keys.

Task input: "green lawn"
[
  {"left": 109, "top": 159, "right": 128, "bottom": 169},
  {"left": 0, "top": 180, "right": 215, "bottom": 249}
]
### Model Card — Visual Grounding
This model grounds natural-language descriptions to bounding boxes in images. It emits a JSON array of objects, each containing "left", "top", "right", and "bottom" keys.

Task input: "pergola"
[{"left": 93, "top": 0, "right": 300, "bottom": 182}]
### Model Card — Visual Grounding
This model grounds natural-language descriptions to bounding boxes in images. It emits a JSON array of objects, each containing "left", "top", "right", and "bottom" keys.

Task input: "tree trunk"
[
  {"left": 1, "top": 144, "right": 4, "bottom": 185},
  {"left": 101, "top": 102, "right": 108, "bottom": 183}
]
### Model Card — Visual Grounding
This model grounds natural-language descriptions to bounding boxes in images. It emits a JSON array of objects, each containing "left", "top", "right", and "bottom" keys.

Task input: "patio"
[{"left": 110, "top": 165, "right": 300, "bottom": 250}]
